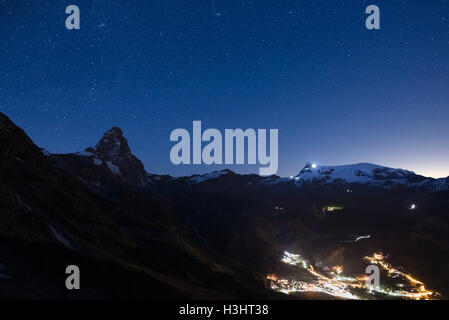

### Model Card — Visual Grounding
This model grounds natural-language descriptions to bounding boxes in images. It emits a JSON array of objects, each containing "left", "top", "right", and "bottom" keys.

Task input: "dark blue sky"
[{"left": 1, "top": 0, "right": 448, "bottom": 178}]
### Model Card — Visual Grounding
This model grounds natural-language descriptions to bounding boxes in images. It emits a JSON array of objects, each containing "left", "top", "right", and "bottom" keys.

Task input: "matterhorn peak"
[
  {"left": 95, "top": 126, "right": 132, "bottom": 161},
  {"left": 103, "top": 126, "right": 124, "bottom": 138}
]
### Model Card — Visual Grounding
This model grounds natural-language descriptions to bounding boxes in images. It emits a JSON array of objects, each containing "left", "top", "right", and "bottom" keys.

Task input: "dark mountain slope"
[
  {"left": 0, "top": 113, "right": 133, "bottom": 251},
  {"left": 0, "top": 113, "right": 268, "bottom": 299},
  {"left": 3, "top": 112, "right": 449, "bottom": 299}
]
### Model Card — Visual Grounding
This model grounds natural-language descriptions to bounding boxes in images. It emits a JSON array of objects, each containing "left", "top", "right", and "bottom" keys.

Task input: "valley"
[
  {"left": 1, "top": 112, "right": 449, "bottom": 299},
  {"left": 267, "top": 251, "right": 435, "bottom": 300}
]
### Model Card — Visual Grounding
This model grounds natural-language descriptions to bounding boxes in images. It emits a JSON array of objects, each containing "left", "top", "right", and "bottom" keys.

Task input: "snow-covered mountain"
[
  {"left": 188, "top": 169, "right": 234, "bottom": 183},
  {"left": 292, "top": 162, "right": 448, "bottom": 191},
  {"left": 48, "top": 127, "right": 162, "bottom": 194},
  {"left": 45, "top": 125, "right": 448, "bottom": 194}
]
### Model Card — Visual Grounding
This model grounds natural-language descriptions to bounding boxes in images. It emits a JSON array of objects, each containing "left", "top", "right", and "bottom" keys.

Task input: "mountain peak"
[
  {"left": 95, "top": 126, "right": 131, "bottom": 161},
  {"left": 0, "top": 112, "right": 45, "bottom": 164},
  {"left": 92, "top": 127, "right": 147, "bottom": 184},
  {"left": 48, "top": 125, "right": 149, "bottom": 192},
  {"left": 103, "top": 126, "right": 124, "bottom": 138},
  {"left": 292, "top": 162, "right": 444, "bottom": 190}
]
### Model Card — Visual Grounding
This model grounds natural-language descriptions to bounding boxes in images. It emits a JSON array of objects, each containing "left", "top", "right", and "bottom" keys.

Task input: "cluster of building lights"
[
  {"left": 267, "top": 251, "right": 436, "bottom": 300},
  {"left": 363, "top": 253, "right": 434, "bottom": 299}
]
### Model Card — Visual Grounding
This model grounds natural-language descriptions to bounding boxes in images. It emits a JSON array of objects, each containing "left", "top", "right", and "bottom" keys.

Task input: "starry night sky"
[{"left": 1, "top": 0, "right": 448, "bottom": 178}]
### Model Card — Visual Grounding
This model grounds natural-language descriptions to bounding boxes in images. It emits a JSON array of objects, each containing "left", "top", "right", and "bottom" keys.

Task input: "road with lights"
[{"left": 267, "top": 251, "right": 436, "bottom": 300}]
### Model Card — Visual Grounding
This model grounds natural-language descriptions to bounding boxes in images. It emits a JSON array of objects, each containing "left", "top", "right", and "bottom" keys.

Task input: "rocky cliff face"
[
  {"left": 49, "top": 126, "right": 156, "bottom": 196},
  {"left": 93, "top": 126, "right": 146, "bottom": 180}
]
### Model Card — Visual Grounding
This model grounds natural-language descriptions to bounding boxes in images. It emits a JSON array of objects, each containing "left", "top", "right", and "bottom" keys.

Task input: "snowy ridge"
[
  {"left": 39, "top": 126, "right": 448, "bottom": 193},
  {"left": 189, "top": 170, "right": 232, "bottom": 183},
  {"left": 293, "top": 162, "right": 448, "bottom": 191}
]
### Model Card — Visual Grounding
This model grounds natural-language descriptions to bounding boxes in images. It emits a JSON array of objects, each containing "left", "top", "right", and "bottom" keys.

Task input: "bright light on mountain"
[
  {"left": 311, "top": 163, "right": 317, "bottom": 168},
  {"left": 410, "top": 204, "right": 416, "bottom": 210}
]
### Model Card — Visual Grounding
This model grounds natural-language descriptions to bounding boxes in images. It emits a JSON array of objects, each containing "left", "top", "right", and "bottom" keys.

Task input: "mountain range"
[
  {"left": 1, "top": 112, "right": 449, "bottom": 299},
  {"left": 45, "top": 121, "right": 448, "bottom": 195}
]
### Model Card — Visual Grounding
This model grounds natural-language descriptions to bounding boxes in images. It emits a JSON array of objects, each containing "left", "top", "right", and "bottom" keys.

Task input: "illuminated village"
[{"left": 267, "top": 251, "right": 436, "bottom": 300}]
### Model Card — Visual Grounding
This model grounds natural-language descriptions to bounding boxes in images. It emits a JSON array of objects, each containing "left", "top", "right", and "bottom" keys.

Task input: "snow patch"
[
  {"left": 190, "top": 170, "right": 229, "bottom": 183},
  {"left": 48, "top": 225, "right": 75, "bottom": 250},
  {"left": 40, "top": 148, "right": 51, "bottom": 156},
  {"left": 75, "top": 151, "right": 94, "bottom": 157},
  {"left": 93, "top": 158, "right": 103, "bottom": 166},
  {"left": 16, "top": 195, "right": 32, "bottom": 212},
  {"left": 106, "top": 161, "right": 122, "bottom": 176}
]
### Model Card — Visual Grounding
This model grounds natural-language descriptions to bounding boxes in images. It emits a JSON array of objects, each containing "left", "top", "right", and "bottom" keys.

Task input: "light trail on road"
[{"left": 267, "top": 251, "right": 436, "bottom": 300}]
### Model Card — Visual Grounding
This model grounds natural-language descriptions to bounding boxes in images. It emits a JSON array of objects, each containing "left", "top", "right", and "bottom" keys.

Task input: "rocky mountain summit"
[{"left": 49, "top": 126, "right": 159, "bottom": 195}]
